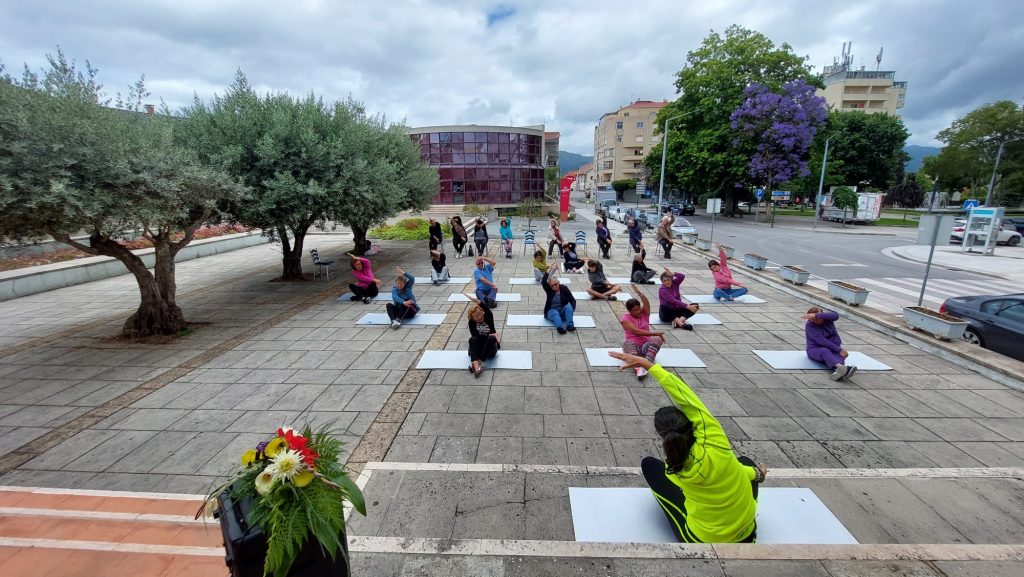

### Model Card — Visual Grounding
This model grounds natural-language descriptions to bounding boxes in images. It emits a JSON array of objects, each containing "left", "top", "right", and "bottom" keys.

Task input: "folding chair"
[
  {"left": 522, "top": 230, "right": 536, "bottom": 255},
  {"left": 309, "top": 249, "right": 334, "bottom": 280},
  {"left": 574, "top": 231, "right": 588, "bottom": 256}
]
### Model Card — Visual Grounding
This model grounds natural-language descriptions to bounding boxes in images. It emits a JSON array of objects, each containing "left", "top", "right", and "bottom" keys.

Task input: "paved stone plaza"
[{"left": 1, "top": 231, "right": 1022, "bottom": 575}]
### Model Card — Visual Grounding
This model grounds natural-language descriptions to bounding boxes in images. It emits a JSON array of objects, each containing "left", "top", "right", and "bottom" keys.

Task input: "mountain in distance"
[
  {"left": 904, "top": 145, "right": 941, "bottom": 173},
  {"left": 559, "top": 151, "right": 593, "bottom": 176}
]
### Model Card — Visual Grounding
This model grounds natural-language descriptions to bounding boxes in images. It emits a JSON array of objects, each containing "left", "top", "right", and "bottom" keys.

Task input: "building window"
[
  {"left": 624, "top": 112, "right": 629, "bottom": 117},
  {"left": 636, "top": 121, "right": 644, "bottom": 128},
  {"left": 616, "top": 136, "right": 622, "bottom": 143},
  {"left": 635, "top": 136, "right": 644, "bottom": 142},
  {"left": 615, "top": 121, "right": 623, "bottom": 129}
]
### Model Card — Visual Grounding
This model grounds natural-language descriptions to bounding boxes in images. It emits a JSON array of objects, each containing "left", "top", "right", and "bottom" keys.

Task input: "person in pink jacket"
[
  {"left": 708, "top": 243, "right": 747, "bottom": 301},
  {"left": 347, "top": 253, "right": 382, "bottom": 304}
]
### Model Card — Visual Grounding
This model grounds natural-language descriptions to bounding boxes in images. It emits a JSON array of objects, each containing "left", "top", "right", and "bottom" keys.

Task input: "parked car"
[
  {"left": 1002, "top": 217, "right": 1024, "bottom": 235},
  {"left": 670, "top": 218, "right": 697, "bottom": 237},
  {"left": 941, "top": 293, "right": 1024, "bottom": 361},
  {"left": 678, "top": 203, "right": 696, "bottom": 216},
  {"left": 950, "top": 219, "right": 1022, "bottom": 246}
]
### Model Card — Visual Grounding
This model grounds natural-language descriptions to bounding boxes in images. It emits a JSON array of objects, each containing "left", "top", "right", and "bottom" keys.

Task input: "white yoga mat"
[
  {"left": 357, "top": 313, "right": 446, "bottom": 326},
  {"left": 569, "top": 487, "right": 857, "bottom": 545},
  {"left": 426, "top": 277, "right": 472, "bottom": 284},
  {"left": 337, "top": 293, "right": 391, "bottom": 302},
  {"left": 684, "top": 294, "right": 766, "bottom": 304},
  {"left": 607, "top": 277, "right": 633, "bottom": 284},
  {"left": 649, "top": 314, "right": 721, "bottom": 326},
  {"left": 448, "top": 293, "right": 522, "bottom": 302},
  {"left": 510, "top": 277, "right": 570, "bottom": 285},
  {"left": 506, "top": 315, "right": 597, "bottom": 328},
  {"left": 585, "top": 348, "right": 706, "bottom": 368},
  {"left": 416, "top": 350, "right": 533, "bottom": 370},
  {"left": 753, "top": 350, "right": 892, "bottom": 371}
]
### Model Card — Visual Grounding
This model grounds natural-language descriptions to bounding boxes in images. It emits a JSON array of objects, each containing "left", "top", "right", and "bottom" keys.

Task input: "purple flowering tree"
[{"left": 730, "top": 79, "right": 828, "bottom": 198}]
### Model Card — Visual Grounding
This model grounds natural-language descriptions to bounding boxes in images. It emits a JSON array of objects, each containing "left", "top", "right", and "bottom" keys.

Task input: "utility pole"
[
  {"left": 657, "top": 109, "right": 700, "bottom": 214},
  {"left": 812, "top": 135, "right": 835, "bottom": 233}
]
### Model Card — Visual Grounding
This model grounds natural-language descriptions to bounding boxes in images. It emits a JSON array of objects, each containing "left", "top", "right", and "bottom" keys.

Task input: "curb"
[{"left": 675, "top": 242, "right": 1024, "bottom": 392}]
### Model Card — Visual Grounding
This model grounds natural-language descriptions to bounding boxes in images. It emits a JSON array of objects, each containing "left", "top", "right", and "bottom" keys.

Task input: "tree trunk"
[
  {"left": 351, "top": 225, "right": 369, "bottom": 256},
  {"left": 279, "top": 225, "right": 309, "bottom": 281}
]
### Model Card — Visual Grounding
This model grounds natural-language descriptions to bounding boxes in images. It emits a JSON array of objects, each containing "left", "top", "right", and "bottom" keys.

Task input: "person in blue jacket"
[
  {"left": 387, "top": 267, "right": 420, "bottom": 329},
  {"left": 627, "top": 216, "right": 643, "bottom": 254}
]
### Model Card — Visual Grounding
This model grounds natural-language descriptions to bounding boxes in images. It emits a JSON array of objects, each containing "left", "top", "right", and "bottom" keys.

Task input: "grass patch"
[
  {"left": 369, "top": 218, "right": 452, "bottom": 241},
  {"left": 874, "top": 218, "right": 921, "bottom": 227}
]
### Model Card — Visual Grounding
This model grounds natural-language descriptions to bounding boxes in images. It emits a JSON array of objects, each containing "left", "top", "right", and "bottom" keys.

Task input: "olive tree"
[{"left": 0, "top": 53, "right": 243, "bottom": 336}]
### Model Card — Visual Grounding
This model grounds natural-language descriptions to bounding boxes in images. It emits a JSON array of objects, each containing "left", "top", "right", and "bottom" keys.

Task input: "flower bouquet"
[{"left": 201, "top": 424, "right": 366, "bottom": 577}]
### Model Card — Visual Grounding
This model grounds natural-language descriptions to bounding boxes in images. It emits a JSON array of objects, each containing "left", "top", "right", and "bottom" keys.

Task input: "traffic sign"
[
  {"left": 755, "top": 188, "right": 764, "bottom": 200},
  {"left": 962, "top": 199, "right": 979, "bottom": 211}
]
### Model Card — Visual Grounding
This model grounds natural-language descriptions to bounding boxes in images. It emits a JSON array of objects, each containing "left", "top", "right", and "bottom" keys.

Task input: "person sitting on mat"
[
  {"left": 708, "top": 243, "right": 748, "bottom": 301},
  {"left": 450, "top": 216, "right": 468, "bottom": 258},
  {"left": 473, "top": 256, "right": 499, "bottom": 309},
  {"left": 608, "top": 350, "right": 768, "bottom": 543},
  {"left": 659, "top": 268, "right": 699, "bottom": 331},
  {"left": 346, "top": 253, "right": 383, "bottom": 304},
  {"left": 428, "top": 218, "right": 443, "bottom": 253},
  {"left": 627, "top": 216, "right": 643, "bottom": 254},
  {"left": 467, "top": 303, "right": 500, "bottom": 378},
  {"left": 548, "top": 219, "right": 565, "bottom": 257},
  {"left": 631, "top": 245, "right": 657, "bottom": 284},
  {"left": 620, "top": 286, "right": 665, "bottom": 381},
  {"left": 472, "top": 217, "right": 489, "bottom": 257},
  {"left": 499, "top": 217, "right": 514, "bottom": 258},
  {"left": 429, "top": 249, "right": 449, "bottom": 285},
  {"left": 562, "top": 242, "right": 584, "bottom": 273},
  {"left": 584, "top": 259, "right": 621, "bottom": 301},
  {"left": 387, "top": 267, "right": 420, "bottom": 329},
  {"left": 657, "top": 214, "right": 676, "bottom": 258},
  {"left": 804, "top": 307, "right": 858, "bottom": 381},
  {"left": 532, "top": 248, "right": 549, "bottom": 282},
  {"left": 541, "top": 262, "right": 577, "bottom": 334},
  {"left": 596, "top": 218, "right": 612, "bottom": 259}
]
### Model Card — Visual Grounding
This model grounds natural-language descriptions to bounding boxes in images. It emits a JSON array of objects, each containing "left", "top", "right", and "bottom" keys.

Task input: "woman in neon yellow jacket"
[{"left": 609, "top": 351, "right": 768, "bottom": 543}]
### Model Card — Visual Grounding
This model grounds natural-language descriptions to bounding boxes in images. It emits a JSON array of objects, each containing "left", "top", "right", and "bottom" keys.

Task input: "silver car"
[{"left": 671, "top": 219, "right": 697, "bottom": 237}]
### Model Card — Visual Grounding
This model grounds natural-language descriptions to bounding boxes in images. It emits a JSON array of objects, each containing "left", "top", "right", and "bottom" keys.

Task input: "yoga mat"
[
  {"left": 416, "top": 350, "right": 533, "bottom": 370},
  {"left": 606, "top": 277, "right": 633, "bottom": 284},
  {"left": 337, "top": 293, "right": 391, "bottom": 302},
  {"left": 585, "top": 348, "right": 705, "bottom": 368},
  {"left": 506, "top": 315, "right": 596, "bottom": 328},
  {"left": 649, "top": 314, "right": 721, "bottom": 326},
  {"left": 510, "top": 277, "right": 571, "bottom": 285},
  {"left": 569, "top": 487, "right": 857, "bottom": 545},
  {"left": 753, "top": 350, "right": 892, "bottom": 371},
  {"left": 357, "top": 313, "right": 446, "bottom": 326},
  {"left": 424, "top": 277, "right": 472, "bottom": 284},
  {"left": 448, "top": 293, "right": 522, "bottom": 302},
  {"left": 683, "top": 294, "right": 766, "bottom": 304}
]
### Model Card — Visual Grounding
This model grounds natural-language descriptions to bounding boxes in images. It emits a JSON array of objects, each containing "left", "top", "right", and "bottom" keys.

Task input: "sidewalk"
[
  {"left": 888, "top": 244, "right": 1024, "bottom": 277},
  {"left": 0, "top": 229, "right": 1021, "bottom": 575}
]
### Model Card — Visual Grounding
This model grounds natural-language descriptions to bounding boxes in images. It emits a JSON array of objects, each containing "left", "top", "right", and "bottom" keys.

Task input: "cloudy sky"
[{"left": 2, "top": 0, "right": 1021, "bottom": 155}]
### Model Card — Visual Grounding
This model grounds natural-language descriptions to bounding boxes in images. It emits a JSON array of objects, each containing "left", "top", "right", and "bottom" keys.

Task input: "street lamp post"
[
  {"left": 657, "top": 109, "right": 700, "bottom": 215},
  {"left": 984, "top": 138, "right": 1022, "bottom": 207},
  {"left": 812, "top": 134, "right": 835, "bottom": 233}
]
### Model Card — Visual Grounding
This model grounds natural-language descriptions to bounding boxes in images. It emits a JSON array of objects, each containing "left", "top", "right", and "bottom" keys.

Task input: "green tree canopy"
[
  {"left": 645, "top": 25, "right": 818, "bottom": 210},
  {"left": 820, "top": 111, "right": 909, "bottom": 190},
  {"left": 611, "top": 179, "right": 637, "bottom": 194},
  {"left": 0, "top": 51, "right": 243, "bottom": 336}
]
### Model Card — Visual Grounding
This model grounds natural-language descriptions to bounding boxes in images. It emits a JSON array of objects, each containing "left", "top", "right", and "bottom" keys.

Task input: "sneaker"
[
  {"left": 845, "top": 365, "right": 858, "bottom": 380},
  {"left": 362, "top": 297, "right": 371, "bottom": 304},
  {"left": 557, "top": 327, "right": 567, "bottom": 335},
  {"left": 567, "top": 325, "right": 576, "bottom": 332},
  {"left": 390, "top": 319, "right": 401, "bottom": 329},
  {"left": 636, "top": 367, "right": 648, "bottom": 381},
  {"left": 433, "top": 280, "right": 440, "bottom": 286},
  {"left": 608, "top": 295, "right": 618, "bottom": 301},
  {"left": 829, "top": 365, "right": 849, "bottom": 381},
  {"left": 349, "top": 295, "right": 360, "bottom": 301},
  {"left": 486, "top": 299, "right": 497, "bottom": 309},
  {"left": 682, "top": 323, "right": 694, "bottom": 331},
  {"left": 647, "top": 280, "right": 657, "bottom": 285}
]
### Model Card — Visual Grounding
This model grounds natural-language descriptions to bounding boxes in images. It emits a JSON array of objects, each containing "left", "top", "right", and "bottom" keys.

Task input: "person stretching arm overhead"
[
  {"left": 659, "top": 267, "right": 699, "bottom": 330},
  {"left": 619, "top": 285, "right": 665, "bottom": 380},
  {"left": 708, "top": 243, "right": 747, "bottom": 301}
]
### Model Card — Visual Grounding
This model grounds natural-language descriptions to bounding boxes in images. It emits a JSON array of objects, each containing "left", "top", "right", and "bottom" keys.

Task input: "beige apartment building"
[
  {"left": 818, "top": 67, "right": 907, "bottom": 115},
  {"left": 593, "top": 100, "right": 667, "bottom": 188}
]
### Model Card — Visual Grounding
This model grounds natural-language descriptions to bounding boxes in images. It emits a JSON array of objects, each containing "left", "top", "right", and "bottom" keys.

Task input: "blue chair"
[
  {"left": 522, "top": 230, "right": 536, "bottom": 255},
  {"left": 309, "top": 249, "right": 334, "bottom": 280},
  {"left": 574, "top": 231, "right": 588, "bottom": 255}
]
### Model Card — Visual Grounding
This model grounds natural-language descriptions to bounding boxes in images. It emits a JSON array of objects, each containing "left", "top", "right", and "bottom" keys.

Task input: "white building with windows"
[{"left": 592, "top": 100, "right": 667, "bottom": 187}]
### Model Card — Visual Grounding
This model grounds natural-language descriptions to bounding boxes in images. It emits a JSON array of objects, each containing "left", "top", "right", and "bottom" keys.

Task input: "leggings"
[
  {"left": 349, "top": 283, "right": 379, "bottom": 299},
  {"left": 453, "top": 237, "right": 466, "bottom": 255},
  {"left": 622, "top": 336, "right": 663, "bottom": 363},
  {"left": 808, "top": 346, "right": 844, "bottom": 368},
  {"left": 598, "top": 238, "right": 612, "bottom": 258},
  {"left": 475, "top": 239, "right": 488, "bottom": 256},
  {"left": 501, "top": 239, "right": 513, "bottom": 255},
  {"left": 548, "top": 239, "right": 563, "bottom": 256},
  {"left": 630, "top": 239, "right": 642, "bottom": 253},
  {"left": 659, "top": 305, "right": 694, "bottom": 323},
  {"left": 641, "top": 455, "right": 758, "bottom": 543},
  {"left": 429, "top": 238, "right": 440, "bottom": 252},
  {"left": 468, "top": 335, "right": 499, "bottom": 363},
  {"left": 386, "top": 303, "right": 418, "bottom": 321},
  {"left": 659, "top": 238, "right": 673, "bottom": 257}
]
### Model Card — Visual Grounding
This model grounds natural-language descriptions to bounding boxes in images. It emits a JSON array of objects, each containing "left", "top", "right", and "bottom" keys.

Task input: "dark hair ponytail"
[{"left": 654, "top": 406, "right": 695, "bottom": 474}]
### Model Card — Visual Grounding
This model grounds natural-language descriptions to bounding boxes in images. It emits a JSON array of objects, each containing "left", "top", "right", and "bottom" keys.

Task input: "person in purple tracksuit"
[{"left": 803, "top": 307, "right": 857, "bottom": 381}]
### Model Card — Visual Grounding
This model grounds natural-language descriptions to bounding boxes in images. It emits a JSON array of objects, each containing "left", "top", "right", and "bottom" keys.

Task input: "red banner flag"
[{"left": 559, "top": 174, "right": 576, "bottom": 222}]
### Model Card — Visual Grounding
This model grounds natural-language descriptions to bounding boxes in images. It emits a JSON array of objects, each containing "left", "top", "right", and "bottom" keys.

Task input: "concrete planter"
[
  {"left": 903, "top": 306, "right": 969, "bottom": 341},
  {"left": 695, "top": 239, "right": 713, "bottom": 251},
  {"left": 719, "top": 245, "right": 735, "bottom": 259},
  {"left": 827, "top": 281, "right": 870, "bottom": 306},
  {"left": 778, "top": 265, "right": 811, "bottom": 285},
  {"left": 0, "top": 231, "right": 269, "bottom": 302},
  {"left": 680, "top": 234, "right": 697, "bottom": 245},
  {"left": 743, "top": 253, "right": 768, "bottom": 270}
]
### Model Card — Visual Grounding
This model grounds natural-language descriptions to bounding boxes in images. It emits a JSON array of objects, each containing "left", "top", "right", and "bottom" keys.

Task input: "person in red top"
[
  {"left": 708, "top": 243, "right": 747, "bottom": 301},
  {"left": 619, "top": 285, "right": 665, "bottom": 380},
  {"left": 346, "top": 253, "right": 382, "bottom": 303}
]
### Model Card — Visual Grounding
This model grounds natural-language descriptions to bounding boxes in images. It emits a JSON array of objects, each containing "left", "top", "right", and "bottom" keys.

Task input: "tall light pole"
[
  {"left": 984, "top": 138, "right": 1021, "bottom": 207},
  {"left": 657, "top": 109, "right": 700, "bottom": 213},
  {"left": 812, "top": 134, "right": 836, "bottom": 232}
]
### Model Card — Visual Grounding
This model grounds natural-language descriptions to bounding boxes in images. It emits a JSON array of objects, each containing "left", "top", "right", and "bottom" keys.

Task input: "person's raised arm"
[
  {"left": 637, "top": 287, "right": 652, "bottom": 315},
  {"left": 483, "top": 256, "right": 497, "bottom": 266}
]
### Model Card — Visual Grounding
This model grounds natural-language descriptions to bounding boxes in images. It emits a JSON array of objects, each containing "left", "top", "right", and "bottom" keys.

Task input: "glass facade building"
[{"left": 409, "top": 126, "right": 546, "bottom": 205}]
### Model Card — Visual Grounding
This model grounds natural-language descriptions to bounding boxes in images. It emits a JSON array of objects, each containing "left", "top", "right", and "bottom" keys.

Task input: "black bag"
[{"left": 467, "top": 245, "right": 474, "bottom": 256}]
